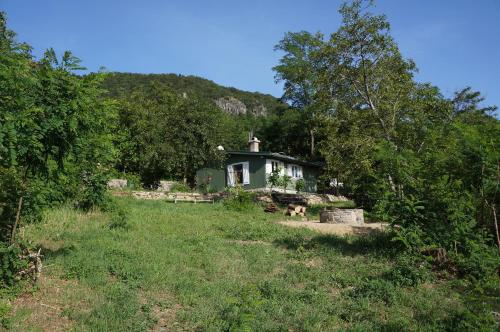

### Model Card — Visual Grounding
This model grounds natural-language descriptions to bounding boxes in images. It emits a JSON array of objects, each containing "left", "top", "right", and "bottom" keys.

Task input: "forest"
[{"left": 1, "top": 0, "right": 499, "bottom": 330}]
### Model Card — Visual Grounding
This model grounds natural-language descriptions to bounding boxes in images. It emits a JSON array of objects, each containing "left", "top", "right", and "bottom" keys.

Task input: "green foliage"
[
  {"left": 115, "top": 82, "right": 236, "bottom": 186},
  {"left": 386, "top": 254, "right": 433, "bottom": 287},
  {"left": 170, "top": 182, "right": 192, "bottom": 193},
  {"left": 274, "top": 0, "right": 500, "bottom": 281},
  {"left": 223, "top": 186, "right": 257, "bottom": 211},
  {"left": 106, "top": 199, "right": 130, "bottom": 230},
  {"left": 266, "top": 169, "right": 281, "bottom": 191},
  {"left": 295, "top": 178, "right": 305, "bottom": 193},
  {"left": 74, "top": 169, "right": 111, "bottom": 211},
  {"left": 279, "top": 174, "right": 292, "bottom": 193},
  {"left": 0, "top": 12, "right": 116, "bottom": 247},
  {"left": 0, "top": 243, "right": 26, "bottom": 287},
  {"left": 102, "top": 72, "right": 283, "bottom": 116},
  {"left": 221, "top": 284, "right": 264, "bottom": 331}
]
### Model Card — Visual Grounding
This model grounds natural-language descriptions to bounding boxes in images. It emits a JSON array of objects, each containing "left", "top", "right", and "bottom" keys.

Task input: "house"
[{"left": 196, "top": 137, "right": 322, "bottom": 193}]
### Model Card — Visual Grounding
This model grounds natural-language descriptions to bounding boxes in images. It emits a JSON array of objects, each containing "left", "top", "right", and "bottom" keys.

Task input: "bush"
[
  {"left": 0, "top": 243, "right": 27, "bottom": 288},
  {"left": 223, "top": 186, "right": 257, "bottom": 211},
  {"left": 106, "top": 199, "right": 130, "bottom": 230},
  {"left": 74, "top": 170, "right": 111, "bottom": 211},
  {"left": 295, "top": 179, "right": 305, "bottom": 193},
  {"left": 170, "top": 182, "right": 192, "bottom": 193},
  {"left": 386, "top": 254, "right": 433, "bottom": 287}
]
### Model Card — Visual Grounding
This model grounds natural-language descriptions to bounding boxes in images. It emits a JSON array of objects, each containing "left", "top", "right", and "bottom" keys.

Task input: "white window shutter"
[
  {"left": 227, "top": 165, "right": 235, "bottom": 186},
  {"left": 265, "top": 159, "right": 272, "bottom": 174},
  {"left": 242, "top": 162, "right": 250, "bottom": 184}
]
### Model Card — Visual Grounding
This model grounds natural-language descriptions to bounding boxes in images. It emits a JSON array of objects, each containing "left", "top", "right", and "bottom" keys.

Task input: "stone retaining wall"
[{"left": 320, "top": 208, "right": 364, "bottom": 225}]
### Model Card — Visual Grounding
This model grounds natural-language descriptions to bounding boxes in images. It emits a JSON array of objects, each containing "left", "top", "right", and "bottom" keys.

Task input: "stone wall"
[
  {"left": 320, "top": 208, "right": 364, "bottom": 225},
  {"left": 108, "top": 179, "right": 128, "bottom": 189}
]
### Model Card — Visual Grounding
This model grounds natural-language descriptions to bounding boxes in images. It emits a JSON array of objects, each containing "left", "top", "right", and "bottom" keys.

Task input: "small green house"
[{"left": 196, "top": 137, "right": 322, "bottom": 193}]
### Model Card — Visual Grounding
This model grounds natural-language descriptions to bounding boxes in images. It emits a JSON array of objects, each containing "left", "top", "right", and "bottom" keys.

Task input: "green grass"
[{"left": 6, "top": 198, "right": 499, "bottom": 331}]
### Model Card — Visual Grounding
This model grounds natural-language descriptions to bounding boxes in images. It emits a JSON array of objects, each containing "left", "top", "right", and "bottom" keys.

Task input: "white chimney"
[{"left": 248, "top": 136, "right": 260, "bottom": 152}]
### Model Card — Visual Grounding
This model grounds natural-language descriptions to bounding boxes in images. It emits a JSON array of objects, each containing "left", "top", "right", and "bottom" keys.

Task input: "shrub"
[
  {"left": 280, "top": 174, "right": 292, "bottom": 193},
  {"left": 74, "top": 170, "right": 111, "bottom": 211},
  {"left": 386, "top": 254, "right": 433, "bottom": 287},
  {"left": 107, "top": 199, "right": 130, "bottom": 230},
  {"left": 295, "top": 178, "right": 305, "bottom": 193},
  {"left": 0, "top": 243, "right": 27, "bottom": 288},
  {"left": 267, "top": 169, "right": 281, "bottom": 192},
  {"left": 170, "top": 182, "right": 192, "bottom": 193},
  {"left": 223, "top": 186, "right": 257, "bottom": 211}
]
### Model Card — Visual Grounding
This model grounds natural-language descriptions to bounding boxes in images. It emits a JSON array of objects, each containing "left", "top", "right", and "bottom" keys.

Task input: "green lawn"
[{"left": 6, "top": 198, "right": 495, "bottom": 331}]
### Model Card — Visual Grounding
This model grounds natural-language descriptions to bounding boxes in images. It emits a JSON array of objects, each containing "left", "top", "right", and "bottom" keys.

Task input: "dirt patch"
[
  {"left": 278, "top": 220, "right": 386, "bottom": 236},
  {"left": 150, "top": 303, "right": 183, "bottom": 332},
  {"left": 303, "top": 257, "right": 323, "bottom": 268},
  {"left": 9, "top": 275, "right": 85, "bottom": 331},
  {"left": 138, "top": 289, "right": 183, "bottom": 332}
]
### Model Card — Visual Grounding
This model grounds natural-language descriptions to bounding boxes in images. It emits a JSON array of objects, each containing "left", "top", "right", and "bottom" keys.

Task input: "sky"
[{"left": 2, "top": 0, "right": 500, "bottom": 108}]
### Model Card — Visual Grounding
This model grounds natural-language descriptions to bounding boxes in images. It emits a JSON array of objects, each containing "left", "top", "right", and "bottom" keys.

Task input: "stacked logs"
[{"left": 286, "top": 204, "right": 306, "bottom": 217}]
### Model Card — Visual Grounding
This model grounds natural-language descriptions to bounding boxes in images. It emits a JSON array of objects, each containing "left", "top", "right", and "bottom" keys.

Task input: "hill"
[{"left": 102, "top": 72, "right": 285, "bottom": 116}]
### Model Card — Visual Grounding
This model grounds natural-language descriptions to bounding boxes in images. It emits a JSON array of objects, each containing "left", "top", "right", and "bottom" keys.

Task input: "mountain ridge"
[{"left": 102, "top": 72, "right": 285, "bottom": 116}]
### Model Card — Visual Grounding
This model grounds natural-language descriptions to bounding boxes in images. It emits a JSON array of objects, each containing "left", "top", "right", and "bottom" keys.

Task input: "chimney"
[{"left": 248, "top": 136, "right": 260, "bottom": 152}]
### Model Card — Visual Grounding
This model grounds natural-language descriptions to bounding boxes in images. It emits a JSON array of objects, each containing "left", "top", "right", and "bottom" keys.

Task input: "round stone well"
[{"left": 320, "top": 207, "right": 364, "bottom": 225}]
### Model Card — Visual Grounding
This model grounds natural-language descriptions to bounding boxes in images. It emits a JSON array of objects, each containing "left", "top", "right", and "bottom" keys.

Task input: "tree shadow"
[
  {"left": 38, "top": 242, "right": 75, "bottom": 260},
  {"left": 273, "top": 231, "right": 400, "bottom": 258}
]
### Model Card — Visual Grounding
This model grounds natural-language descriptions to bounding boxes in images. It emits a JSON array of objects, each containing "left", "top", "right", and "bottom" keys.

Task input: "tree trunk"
[
  {"left": 492, "top": 205, "right": 500, "bottom": 251},
  {"left": 310, "top": 129, "right": 315, "bottom": 157},
  {"left": 10, "top": 196, "right": 23, "bottom": 244}
]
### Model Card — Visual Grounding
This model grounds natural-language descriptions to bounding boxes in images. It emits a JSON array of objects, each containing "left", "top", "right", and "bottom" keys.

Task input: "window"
[
  {"left": 227, "top": 162, "right": 250, "bottom": 186},
  {"left": 233, "top": 164, "right": 244, "bottom": 184},
  {"left": 271, "top": 161, "right": 280, "bottom": 173},
  {"left": 290, "top": 165, "right": 302, "bottom": 178}
]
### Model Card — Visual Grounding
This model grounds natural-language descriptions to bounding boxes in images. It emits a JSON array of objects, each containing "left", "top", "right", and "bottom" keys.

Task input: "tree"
[
  {"left": 273, "top": 31, "right": 324, "bottom": 156},
  {"left": 0, "top": 12, "right": 116, "bottom": 241}
]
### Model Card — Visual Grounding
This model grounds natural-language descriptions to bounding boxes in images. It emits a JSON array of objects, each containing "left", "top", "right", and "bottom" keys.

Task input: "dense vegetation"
[
  {"left": 271, "top": 0, "right": 500, "bottom": 281},
  {"left": 0, "top": 11, "right": 116, "bottom": 243},
  {"left": 102, "top": 72, "right": 283, "bottom": 115}
]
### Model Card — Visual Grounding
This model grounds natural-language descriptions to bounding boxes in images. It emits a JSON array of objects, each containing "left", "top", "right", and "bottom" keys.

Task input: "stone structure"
[
  {"left": 320, "top": 208, "right": 364, "bottom": 225},
  {"left": 107, "top": 179, "right": 128, "bottom": 189},
  {"left": 157, "top": 180, "right": 176, "bottom": 192}
]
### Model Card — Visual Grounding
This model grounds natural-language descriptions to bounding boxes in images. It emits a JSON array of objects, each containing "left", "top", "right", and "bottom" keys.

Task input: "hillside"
[{"left": 102, "top": 72, "right": 285, "bottom": 116}]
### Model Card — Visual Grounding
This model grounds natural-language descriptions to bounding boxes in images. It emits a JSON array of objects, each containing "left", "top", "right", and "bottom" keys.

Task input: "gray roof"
[{"left": 226, "top": 151, "right": 323, "bottom": 168}]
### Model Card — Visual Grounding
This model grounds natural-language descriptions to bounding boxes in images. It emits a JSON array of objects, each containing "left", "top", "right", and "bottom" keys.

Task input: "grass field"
[{"left": 4, "top": 198, "right": 498, "bottom": 331}]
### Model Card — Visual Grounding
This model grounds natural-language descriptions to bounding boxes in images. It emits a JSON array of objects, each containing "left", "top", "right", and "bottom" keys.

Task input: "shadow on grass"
[
  {"left": 38, "top": 243, "right": 75, "bottom": 260},
  {"left": 273, "top": 231, "right": 400, "bottom": 257}
]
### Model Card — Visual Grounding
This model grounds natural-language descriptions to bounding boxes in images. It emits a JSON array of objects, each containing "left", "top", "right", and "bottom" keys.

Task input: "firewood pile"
[
  {"left": 286, "top": 204, "right": 306, "bottom": 217},
  {"left": 264, "top": 203, "right": 279, "bottom": 213}
]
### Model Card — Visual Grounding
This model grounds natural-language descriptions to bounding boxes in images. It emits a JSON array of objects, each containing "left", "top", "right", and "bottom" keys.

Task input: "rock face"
[
  {"left": 320, "top": 208, "right": 364, "bottom": 225},
  {"left": 215, "top": 96, "right": 247, "bottom": 115},
  {"left": 214, "top": 96, "right": 267, "bottom": 116}
]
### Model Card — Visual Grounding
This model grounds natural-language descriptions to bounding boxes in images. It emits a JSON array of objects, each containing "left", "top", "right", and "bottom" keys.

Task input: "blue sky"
[{"left": 2, "top": 0, "right": 499, "bottom": 108}]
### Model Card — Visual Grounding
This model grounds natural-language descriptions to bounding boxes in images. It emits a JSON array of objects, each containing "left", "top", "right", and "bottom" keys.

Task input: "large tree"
[{"left": 273, "top": 31, "right": 324, "bottom": 156}]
